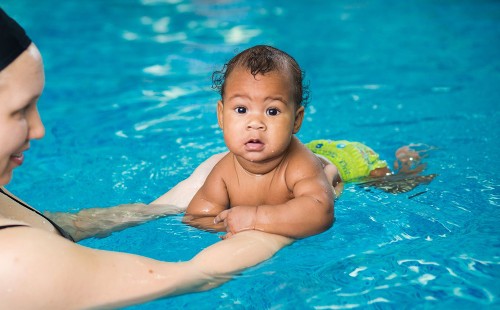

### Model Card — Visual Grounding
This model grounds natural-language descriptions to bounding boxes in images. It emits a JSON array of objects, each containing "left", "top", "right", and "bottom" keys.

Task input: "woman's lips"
[{"left": 10, "top": 153, "right": 24, "bottom": 165}]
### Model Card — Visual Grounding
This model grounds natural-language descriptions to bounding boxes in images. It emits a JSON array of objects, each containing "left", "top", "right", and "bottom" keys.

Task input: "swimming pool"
[{"left": 5, "top": 0, "right": 499, "bottom": 308}]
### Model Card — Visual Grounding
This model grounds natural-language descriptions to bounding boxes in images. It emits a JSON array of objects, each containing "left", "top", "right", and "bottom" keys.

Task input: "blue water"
[{"left": 4, "top": 0, "right": 499, "bottom": 308}]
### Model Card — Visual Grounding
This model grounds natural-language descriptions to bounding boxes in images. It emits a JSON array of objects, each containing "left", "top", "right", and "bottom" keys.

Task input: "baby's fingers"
[
  {"left": 220, "top": 232, "right": 234, "bottom": 240},
  {"left": 214, "top": 209, "right": 229, "bottom": 225}
]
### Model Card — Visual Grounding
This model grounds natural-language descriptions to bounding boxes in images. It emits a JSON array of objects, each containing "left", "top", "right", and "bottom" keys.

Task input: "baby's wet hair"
[{"left": 212, "top": 45, "right": 310, "bottom": 108}]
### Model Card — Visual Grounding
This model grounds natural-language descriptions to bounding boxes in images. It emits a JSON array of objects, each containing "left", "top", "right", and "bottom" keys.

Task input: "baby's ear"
[
  {"left": 217, "top": 100, "right": 224, "bottom": 129},
  {"left": 293, "top": 106, "right": 305, "bottom": 133}
]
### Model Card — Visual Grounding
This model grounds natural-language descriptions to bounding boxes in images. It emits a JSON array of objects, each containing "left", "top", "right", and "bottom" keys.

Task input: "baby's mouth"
[
  {"left": 246, "top": 138, "right": 262, "bottom": 144},
  {"left": 245, "top": 139, "right": 264, "bottom": 151}
]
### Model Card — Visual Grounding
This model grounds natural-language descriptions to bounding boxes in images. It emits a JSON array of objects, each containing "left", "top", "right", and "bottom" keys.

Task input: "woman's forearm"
[
  {"left": 187, "top": 230, "right": 293, "bottom": 282},
  {"left": 152, "top": 152, "right": 227, "bottom": 206},
  {"left": 46, "top": 203, "right": 184, "bottom": 241}
]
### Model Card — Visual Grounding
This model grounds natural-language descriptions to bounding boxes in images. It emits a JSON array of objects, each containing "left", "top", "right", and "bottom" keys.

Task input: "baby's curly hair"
[{"left": 212, "top": 45, "right": 310, "bottom": 108}]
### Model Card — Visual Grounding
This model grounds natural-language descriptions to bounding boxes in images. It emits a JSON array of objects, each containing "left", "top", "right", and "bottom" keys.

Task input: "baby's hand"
[{"left": 214, "top": 206, "right": 258, "bottom": 238}]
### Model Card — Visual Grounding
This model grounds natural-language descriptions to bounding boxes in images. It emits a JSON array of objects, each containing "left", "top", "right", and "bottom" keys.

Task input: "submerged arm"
[
  {"left": 45, "top": 203, "right": 183, "bottom": 242},
  {"left": 45, "top": 153, "right": 227, "bottom": 242}
]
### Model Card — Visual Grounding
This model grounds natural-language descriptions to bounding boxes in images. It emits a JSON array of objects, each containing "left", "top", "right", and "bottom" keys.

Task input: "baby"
[
  {"left": 184, "top": 45, "right": 335, "bottom": 239},
  {"left": 184, "top": 45, "right": 436, "bottom": 239}
]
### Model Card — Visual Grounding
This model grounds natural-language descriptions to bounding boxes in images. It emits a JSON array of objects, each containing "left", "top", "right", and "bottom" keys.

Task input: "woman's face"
[{"left": 0, "top": 44, "right": 45, "bottom": 185}]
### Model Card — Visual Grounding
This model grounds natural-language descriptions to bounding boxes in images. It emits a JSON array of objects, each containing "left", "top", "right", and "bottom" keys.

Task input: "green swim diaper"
[{"left": 305, "top": 140, "right": 388, "bottom": 182}]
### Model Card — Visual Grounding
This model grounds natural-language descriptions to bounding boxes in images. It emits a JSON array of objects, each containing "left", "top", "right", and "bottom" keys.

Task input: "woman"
[{"left": 0, "top": 8, "right": 293, "bottom": 308}]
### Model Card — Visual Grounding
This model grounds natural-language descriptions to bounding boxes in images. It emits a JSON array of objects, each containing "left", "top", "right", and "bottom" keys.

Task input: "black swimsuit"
[
  {"left": 0, "top": 188, "right": 75, "bottom": 242},
  {"left": 0, "top": 224, "right": 28, "bottom": 230}
]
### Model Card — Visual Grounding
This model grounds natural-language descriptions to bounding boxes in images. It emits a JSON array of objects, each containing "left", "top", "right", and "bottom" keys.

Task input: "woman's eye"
[
  {"left": 235, "top": 107, "right": 247, "bottom": 114},
  {"left": 13, "top": 106, "right": 30, "bottom": 118},
  {"left": 267, "top": 108, "right": 280, "bottom": 116}
]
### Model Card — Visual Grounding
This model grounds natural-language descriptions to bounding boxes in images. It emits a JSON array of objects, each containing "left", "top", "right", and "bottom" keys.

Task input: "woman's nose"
[{"left": 28, "top": 106, "right": 45, "bottom": 140}]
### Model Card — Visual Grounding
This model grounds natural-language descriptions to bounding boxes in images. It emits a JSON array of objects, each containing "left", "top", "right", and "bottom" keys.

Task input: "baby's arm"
[
  {"left": 183, "top": 159, "right": 230, "bottom": 232},
  {"left": 216, "top": 151, "right": 334, "bottom": 239}
]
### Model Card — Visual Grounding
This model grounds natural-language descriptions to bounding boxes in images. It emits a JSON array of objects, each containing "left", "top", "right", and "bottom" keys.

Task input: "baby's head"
[{"left": 213, "top": 45, "right": 309, "bottom": 109}]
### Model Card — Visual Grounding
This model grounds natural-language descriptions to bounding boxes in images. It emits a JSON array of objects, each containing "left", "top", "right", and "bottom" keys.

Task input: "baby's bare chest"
[{"left": 225, "top": 172, "right": 293, "bottom": 206}]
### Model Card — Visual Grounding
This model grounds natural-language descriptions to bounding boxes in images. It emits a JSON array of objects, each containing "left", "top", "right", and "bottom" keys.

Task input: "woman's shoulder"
[
  {"left": 0, "top": 186, "right": 32, "bottom": 208},
  {"left": 0, "top": 187, "right": 30, "bottom": 227},
  {"left": 0, "top": 217, "right": 29, "bottom": 228}
]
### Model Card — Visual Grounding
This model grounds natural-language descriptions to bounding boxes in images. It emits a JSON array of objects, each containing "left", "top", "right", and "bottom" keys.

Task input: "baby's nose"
[{"left": 247, "top": 117, "right": 266, "bottom": 130}]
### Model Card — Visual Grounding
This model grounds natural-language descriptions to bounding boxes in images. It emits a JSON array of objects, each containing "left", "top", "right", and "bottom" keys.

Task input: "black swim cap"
[{"left": 0, "top": 8, "right": 32, "bottom": 71}]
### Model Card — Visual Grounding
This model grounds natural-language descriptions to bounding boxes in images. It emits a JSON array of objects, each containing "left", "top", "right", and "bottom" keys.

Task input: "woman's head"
[{"left": 0, "top": 9, "right": 45, "bottom": 186}]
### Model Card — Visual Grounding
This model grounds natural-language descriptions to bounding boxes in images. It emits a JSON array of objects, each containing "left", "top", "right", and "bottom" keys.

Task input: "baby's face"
[{"left": 217, "top": 66, "right": 304, "bottom": 165}]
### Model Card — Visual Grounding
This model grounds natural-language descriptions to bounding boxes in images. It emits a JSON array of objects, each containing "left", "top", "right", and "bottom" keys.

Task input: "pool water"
[{"left": 4, "top": 0, "right": 499, "bottom": 308}]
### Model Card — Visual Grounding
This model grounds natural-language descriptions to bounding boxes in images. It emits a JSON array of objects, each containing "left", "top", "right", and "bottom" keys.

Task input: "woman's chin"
[{"left": 0, "top": 170, "right": 14, "bottom": 186}]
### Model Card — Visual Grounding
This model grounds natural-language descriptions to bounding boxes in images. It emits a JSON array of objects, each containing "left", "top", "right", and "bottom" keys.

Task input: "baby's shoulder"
[
  {"left": 285, "top": 139, "right": 323, "bottom": 177},
  {"left": 208, "top": 152, "right": 237, "bottom": 178}
]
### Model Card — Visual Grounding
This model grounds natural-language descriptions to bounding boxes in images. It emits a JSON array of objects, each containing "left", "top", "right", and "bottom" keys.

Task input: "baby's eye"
[
  {"left": 266, "top": 108, "right": 280, "bottom": 116},
  {"left": 235, "top": 106, "right": 247, "bottom": 114}
]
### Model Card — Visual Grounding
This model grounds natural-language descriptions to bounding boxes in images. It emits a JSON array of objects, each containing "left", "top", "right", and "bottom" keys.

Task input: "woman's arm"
[
  {"left": 45, "top": 153, "right": 227, "bottom": 241},
  {"left": 182, "top": 158, "right": 231, "bottom": 232},
  {"left": 188, "top": 230, "right": 293, "bottom": 279},
  {"left": 0, "top": 226, "right": 193, "bottom": 309},
  {"left": 0, "top": 223, "right": 291, "bottom": 309},
  {"left": 44, "top": 203, "right": 184, "bottom": 241},
  {"left": 151, "top": 152, "right": 227, "bottom": 206}
]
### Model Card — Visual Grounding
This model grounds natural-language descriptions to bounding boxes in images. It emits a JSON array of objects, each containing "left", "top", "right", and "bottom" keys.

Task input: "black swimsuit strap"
[
  {"left": 0, "top": 224, "right": 28, "bottom": 230},
  {"left": 0, "top": 188, "right": 75, "bottom": 242}
]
